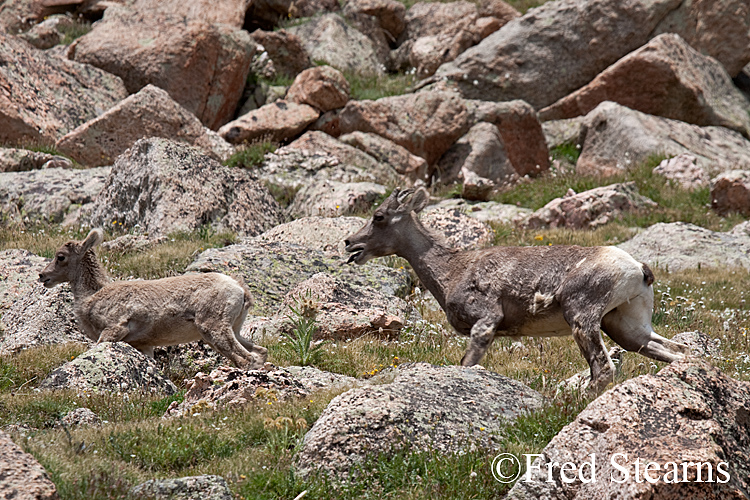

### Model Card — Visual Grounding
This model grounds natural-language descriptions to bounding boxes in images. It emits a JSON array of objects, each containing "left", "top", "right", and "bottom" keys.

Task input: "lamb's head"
[
  {"left": 39, "top": 228, "right": 104, "bottom": 287},
  {"left": 344, "top": 187, "right": 430, "bottom": 265}
]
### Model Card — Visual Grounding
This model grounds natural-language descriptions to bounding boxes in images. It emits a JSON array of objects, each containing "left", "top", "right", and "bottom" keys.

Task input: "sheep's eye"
[
  {"left": 373, "top": 214, "right": 385, "bottom": 222},
  {"left": 56, "top": 255, "right": 65, "bottom": 262}
]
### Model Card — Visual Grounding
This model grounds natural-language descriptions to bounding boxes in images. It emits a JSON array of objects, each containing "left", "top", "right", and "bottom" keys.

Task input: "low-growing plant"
[
  {"left": 59, "top": 19, "right": 92, "bottom": 45},
  {"left": 224, "top": 141, "right": 277, "bottom": 170},
  {"left": 279, "top": 291, "right": 326, "bottom": 366}
]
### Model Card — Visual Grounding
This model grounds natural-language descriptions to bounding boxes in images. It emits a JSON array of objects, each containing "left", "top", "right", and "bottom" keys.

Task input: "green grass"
[
  {"left": 224, "top": 141, "right": 277, "bottom": 170},
  {"left": 345, "top": 71, "right": 419, "bottom": 101},
  {"left": 58, "top": 19, "right": 92, "bottom": 45}
]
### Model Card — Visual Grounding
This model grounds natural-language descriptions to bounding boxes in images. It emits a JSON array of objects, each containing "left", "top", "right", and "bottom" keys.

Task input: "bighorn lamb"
[
  {"left": 345, "top": 188, "right": 690, "bottom": 392},
  {"left": 38, "top": 229, "right": 267, "bottom": 369}
]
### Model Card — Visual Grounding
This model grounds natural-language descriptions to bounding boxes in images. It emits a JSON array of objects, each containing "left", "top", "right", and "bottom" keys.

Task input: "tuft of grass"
[
  {"left": 58, "top": 19, "right": 92, "bottom": 45},
  {"left": 0, "top": 343, "right": 88, "bottom": 392},
  {"left": 345, "top": 71, "right": 418, "bottom": 101},
  {"left": 223, "top": 141, "right": 277, "bottom": 170},
  {"left": 549, "top": 141, "right": 580, "bottom": 165}
]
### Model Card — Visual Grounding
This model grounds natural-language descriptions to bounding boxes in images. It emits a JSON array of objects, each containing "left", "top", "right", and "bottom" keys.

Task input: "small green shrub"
[{"left": 59, "top": 19, "right": 92, "bottom": 45}]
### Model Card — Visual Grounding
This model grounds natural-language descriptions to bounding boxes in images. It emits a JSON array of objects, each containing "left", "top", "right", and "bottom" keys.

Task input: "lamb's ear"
[
  {"left": 397, "top": 187, "right": 430, "bottom": 214},
  {"left": 81, "top": 228, "right": 104, "bottom": 253}
]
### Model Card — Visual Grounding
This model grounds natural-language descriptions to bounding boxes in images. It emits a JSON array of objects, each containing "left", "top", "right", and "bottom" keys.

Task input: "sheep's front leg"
[
  {"left": 570, "top": 320, "right": 614, "bottom": 394},
  {"left": 461, "top": 316, "right": 501, "bottom": 367}
]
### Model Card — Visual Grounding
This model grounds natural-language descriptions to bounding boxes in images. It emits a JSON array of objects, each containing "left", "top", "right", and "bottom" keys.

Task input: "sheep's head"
[
  {"left": 39, "top": 229, "right": 104, "bottom": 287},
  {"left": 344, "top": 187, "right": 429, "bottom": 265}
]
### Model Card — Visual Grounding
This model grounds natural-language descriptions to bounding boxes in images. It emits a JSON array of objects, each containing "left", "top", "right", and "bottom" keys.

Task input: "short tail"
[
  {"left": 641, "top": 263, "right": 654, "bottom": 286},
  {"left": 231, "top": 274, "right": 254, "bottom": 311}
]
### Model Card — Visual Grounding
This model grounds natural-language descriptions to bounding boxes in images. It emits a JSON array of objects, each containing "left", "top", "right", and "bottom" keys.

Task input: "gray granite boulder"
[
  {"left": 257, "top": 131, "right": 400, "bottom": 200},
  {"left": 187, "top": 240, "right": 412, "bottom": 315},
  {"left": 85, "top": 138, "right": 283, "bottom": 237},
  {"left": 129, "top": 475, "right": 232, "bottom": 500},
  {"left": 39, "top": 342, "right": 177, "bottom": 395},
  {"left": 0, "top": 283, "right": 90, "bottom": 356},
  {"left": 0, "top": 148, "right": 72, "bottom": 173},
  {"left": 426, "top": 199, "right": 531, "bottom": 226},
  {"left": 0, "top": 167, "right": 110, "bottom": 227},
  {"left": 618, "top": 221, "right": 750, "bottom": 271},
  {"left": 524, "top": 182, "right": 657, "bottom": 230},
  {"left": 576, "top": 101, "right": 750, "bottom": 178},
  {"left": 253, "top": 216, "right": 366, "bottom": 259},
  {"left": 263, "top": 272, "right": 419, "bottom": 340},
  {"left": 0, "top": 249, "right": 48, "bottom": 314},
  {"left": 164, "top": 366, "right": 308, "bottom": 418},
  {"left": 296, "top": 362, "right": 544, "bottom": 479},
  {"left": 288, "top": 180, "right": 387, "bottom": 218},
  {"left": 419, "top": 206, "right": 494, "bottom": 250}
]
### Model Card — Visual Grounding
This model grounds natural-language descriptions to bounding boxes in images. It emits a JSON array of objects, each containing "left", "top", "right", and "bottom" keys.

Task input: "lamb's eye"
[
  {"left": 56, "top": 255, "right": 65, "bottom": 262},
  {"left": 373, "top": 214, "right": 385, "bottom": 222}
]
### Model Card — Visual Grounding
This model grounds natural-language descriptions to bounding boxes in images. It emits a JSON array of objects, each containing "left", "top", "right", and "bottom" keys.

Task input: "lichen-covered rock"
[
  {"left": 296, "top": 363, "right": 544, "bottom": 479},
  {"left": 0, "top": 430, "right": 59, "bottom": 500},
  {"left": 257, "top": 131, "right": 399, "bottom": 197},
  {"left": 164, "top": 367, "right": 308, "bottom": 417},
  {"left": 671, "top": 331, "right": 722, "bottom": 359},
  {"left": 288, "top": 180, "right": 387, "bottom": 218},
  {"left": 283, "top": 365, "right": 358, "bottom": 392},
  {"left": 268, "top": 272, "right": 419, "bottom": 340},
  {"left": 653, "top": 153, "right": 709, "bottom": 191},
  {"left": 618, "top": 222, "right": 750, "bottom": 271},
  {"left": 85, "top": 138, "right": 283, "bottom": 237},
  {"left": 0, "top": 249, "right": 48, "bottom": 315},
  {"left": 0, "top": 32, "right": 127, "bottom": 144},
  {"left": 56, "top": 85, "right": 234, "bottom": 167},
  {"left": 524, "top": 182, "right": 657, "bottom": 230},
  {"left": 426, "top": 198, "right": 531, "bottom": 226},
  {"left": 710, "top": 170, "right": 750, "bottom": 217},
  {"left": 39, "top": 342, "right": 177, "bottom": 395},
  {"left": 0, "top": 167, "right": 110, "bottom": 227},
  {"left": 576, "top": 101, "right": 750, "bottom": 177},
  {"left": 129, "top": 475, "right": 233, "bottom": 500},
  {"left": 68, "top": 5, "right": 256, "bottom": 130},
  {"left": 254, "top": 216, "right": 365, "bottom": 259},
  {"left": 187, "top": 240, "right": 411, "bottom": 315},
  {"left": 287, "top": 13, "right": 384, "bottom": 75},
  {"left": 128, "top": 0, "right": 250, "bottom": 28},
  {"left": 420, "top": 206, "right": 495, "bottom": 250},
  {"left": 0, "top": 148, "right": 72, "bottom": 173},
  {"left": 505, "top": 359, "right": 750, "bottom": 500},
  {"left": 0, "top": 282, "right": 90, "bottom": 356},
  {"left": 59, "top": 408, "right": 101, "bottom": 427}
]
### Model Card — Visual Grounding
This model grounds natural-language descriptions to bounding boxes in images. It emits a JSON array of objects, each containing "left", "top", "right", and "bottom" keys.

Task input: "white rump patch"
[{"left": 529, "top": 292, "right": 555, "bottom": 314}]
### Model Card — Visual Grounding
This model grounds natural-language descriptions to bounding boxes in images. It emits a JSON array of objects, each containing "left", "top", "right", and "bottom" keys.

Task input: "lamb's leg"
[
  {"left": 195, "top": 316, "right": 266, "bottom": 370},
  {"left": 602, "top": 292, "right": 690, "bottom": 361},
  {"left": 461, "top": 316, "right": 500, "bottom": 367}
]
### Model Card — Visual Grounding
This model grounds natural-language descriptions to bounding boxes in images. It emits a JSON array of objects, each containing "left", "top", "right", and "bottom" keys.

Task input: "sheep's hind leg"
[
  {"left": 196, "top": 317, "right": 266, "bottom": 370},
  {"left": 461, "top": 316, "right": 501, "bottom": 367},
  {"left": 602, "top": 293, "right": 690, "bottom": 362}
]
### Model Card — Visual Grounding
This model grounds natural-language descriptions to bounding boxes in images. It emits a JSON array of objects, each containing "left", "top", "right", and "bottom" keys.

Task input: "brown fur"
[
  {"left": 39, "top": 229, "right": 267, "bottom": 369},
  {"left": 345, "top": 188, "right": 690, "bottom": 393}
]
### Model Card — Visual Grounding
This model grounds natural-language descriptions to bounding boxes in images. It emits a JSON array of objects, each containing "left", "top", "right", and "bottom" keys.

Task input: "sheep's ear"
[
  {"left": 397, "top": 187, "right": 430, "bottom": 214},
  {"left": 81, "top": 228, "right": 104, "bottom": 253}
]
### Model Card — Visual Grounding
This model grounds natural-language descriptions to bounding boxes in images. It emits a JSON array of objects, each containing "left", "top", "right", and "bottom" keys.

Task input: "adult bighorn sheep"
[
  {"left": 38, "top": 229, "right": 267, "bottom": 369},
  {"left": 345, "top": 188, "right": 690, "bottom": 392}
]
